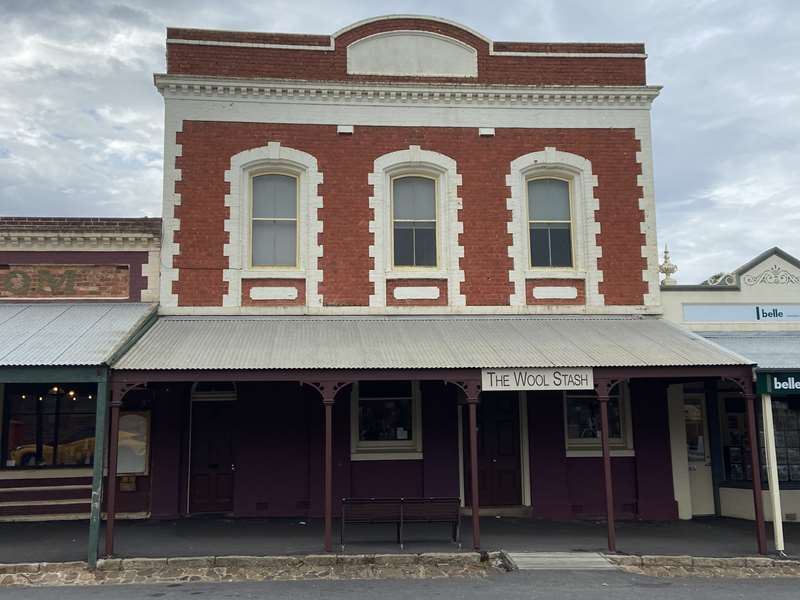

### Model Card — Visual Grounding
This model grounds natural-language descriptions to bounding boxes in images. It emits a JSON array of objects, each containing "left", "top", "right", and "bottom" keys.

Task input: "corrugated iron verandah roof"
[
  {"left": 111, "top": 314, "right": 753, "bottom": 371},
  {"left": 0, "top": 303, "right": 157, "bottom": 367},
  {"left": 700, "top": 331, "right": 800, "bottom": 372}
]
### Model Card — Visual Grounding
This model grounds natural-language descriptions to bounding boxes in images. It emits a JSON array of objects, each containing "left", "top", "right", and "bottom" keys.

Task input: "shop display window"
[
  {"left": 564, "top": 387, "right": 631, "bottom": 451},
  {"left": 350, "top": 381, "right": 423, "bottom": 459},
  {"left": 2, "top": 383, "right": 96, "bottom": 469},
  {"left": 722, "top": 395, "right": 800, "bottom": 485}
]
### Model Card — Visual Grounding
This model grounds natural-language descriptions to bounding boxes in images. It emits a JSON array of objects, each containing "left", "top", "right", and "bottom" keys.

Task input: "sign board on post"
[{"left": 482, "top": 368, "right": 594, "bottom": 392}]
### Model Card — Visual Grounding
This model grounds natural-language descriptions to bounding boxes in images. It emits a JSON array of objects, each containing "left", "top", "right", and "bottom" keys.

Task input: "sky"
[{"left": 0, "top": 0, "right": 798, "bottom": 284}]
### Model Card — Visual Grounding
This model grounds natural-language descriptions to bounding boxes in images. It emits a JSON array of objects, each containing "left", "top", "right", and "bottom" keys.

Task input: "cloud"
[{"left": 0, "top": 0, "right": 797, "bottom": 284}]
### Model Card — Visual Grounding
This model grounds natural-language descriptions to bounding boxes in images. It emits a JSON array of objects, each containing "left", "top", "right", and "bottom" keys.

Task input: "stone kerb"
[{"left": 0, "top": 552, "right": 502, "bottom": 587}]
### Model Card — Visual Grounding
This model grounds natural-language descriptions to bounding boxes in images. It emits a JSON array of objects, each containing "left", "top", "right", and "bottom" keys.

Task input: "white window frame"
[
  {"left": 390, "top": 173, "right": 440, "bottom": 270},
  {"left": 249, "top": 170, "right": 300, "bottom": 269},
  {"left": 526, "top": 176, "right": 575, "bottom": 269},
  {"left": 506, "top": 147, "right": 602, "bottom": 307},
  {"left": 223, "top": 141, "right": 324, "bottom": 307},
  {"left": 563, "top": 385, "right": 634, "bottom": 457},
  {"left": 368, "top": 145, "right": 465, "bottom": 307},
  {"left": 350, "top": 381, "right": 423, "bottom": 461}
]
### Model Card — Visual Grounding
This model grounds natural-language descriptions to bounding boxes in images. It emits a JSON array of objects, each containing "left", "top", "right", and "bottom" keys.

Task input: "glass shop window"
[
  {"left": 722, "top": 395, "right": 800, "bottom": 484},
  {"left": 351, "top": 381, "right": 422, "bottom": 458},
  {"left": 528, "top": 177, "right": 573, "bottom": 268},
  {"left": 2, "top": 383, "right": 96, "bottom": 469},
  {"left": 392, "top": 176, "right": 437, "bottom": 268},
  {"left": 564, "top": 389, "right": 628, "bottom": 450}
]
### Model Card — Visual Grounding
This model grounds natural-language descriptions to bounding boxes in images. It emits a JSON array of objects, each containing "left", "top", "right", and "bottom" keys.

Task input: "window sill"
[
  {"left": 350, "top": 452, "right": 423, "bottom": 461},
  {"left": 385, "top": 271, "right": 447, "bottom": 280},
  {"left": 565, "top": 449, "right": 635, "bottom": 458},
  {"left": 526, "top": 270, "right": 586, "bottom": 280}
]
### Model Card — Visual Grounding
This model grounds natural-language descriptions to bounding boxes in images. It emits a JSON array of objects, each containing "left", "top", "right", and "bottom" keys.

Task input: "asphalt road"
[{"left": 3, "top": 570, "right": 799, "bottom": 599}]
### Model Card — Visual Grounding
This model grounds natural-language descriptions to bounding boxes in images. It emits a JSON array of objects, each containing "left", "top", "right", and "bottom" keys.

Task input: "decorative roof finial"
[{"left": 659, "top": 244, "right": 678, "bottom": 286}]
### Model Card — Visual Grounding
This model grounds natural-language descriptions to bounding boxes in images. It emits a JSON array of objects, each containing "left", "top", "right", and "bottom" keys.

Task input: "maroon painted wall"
[
  {"left": 145, "top": 379, "right": 676, "bottom": 521},
  {"left": 527, "top": 381, "right": 677, "bottom": 521}
]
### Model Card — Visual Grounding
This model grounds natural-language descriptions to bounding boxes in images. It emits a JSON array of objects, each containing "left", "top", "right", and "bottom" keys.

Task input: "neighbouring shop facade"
[
  {"left": 661, "top": 247, "right": 800, "bottom": 552},
  {"left": 0, "top": 218, "right": 160, "bottom": 528},
  {"left": 81, "top": 15, "right": 773, "bottom": 564}
]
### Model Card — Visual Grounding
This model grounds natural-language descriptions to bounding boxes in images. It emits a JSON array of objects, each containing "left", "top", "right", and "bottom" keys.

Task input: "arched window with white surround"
[
  {"left": 368, "top": 145, "right": 466, "bottom": 308},
  {"left": 506, "top": 147, "right": 602, "bottom": 307},
  {"left": 392, "top": 175, "right": 437, "bottom": 268},
  {"left": 223, "top": 141, "right": 324, "bottom": 308},
  {"left": 527, "top": 177, "right": 573, "bottom": 268}
]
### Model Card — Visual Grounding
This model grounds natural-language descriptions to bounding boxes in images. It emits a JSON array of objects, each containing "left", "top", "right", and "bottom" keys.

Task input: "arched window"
[
  {"left": 527, "top": 177, "right": 573, "bottom": 268},
  {"left": 250, "top": 173, "right": 298, "bottom": 267},
  {"left": 391, "top": 175, "right": 437, "bottom": 267}
]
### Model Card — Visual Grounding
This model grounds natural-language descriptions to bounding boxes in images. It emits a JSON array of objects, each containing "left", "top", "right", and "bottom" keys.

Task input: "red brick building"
[{"left": 1, "top": 16, "right": 769, "bottom": 563}]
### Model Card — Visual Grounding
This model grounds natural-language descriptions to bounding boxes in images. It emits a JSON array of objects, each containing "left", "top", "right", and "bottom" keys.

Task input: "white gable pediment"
[{"left": 347, "top": 30, "right": 478, "bottom": 77}]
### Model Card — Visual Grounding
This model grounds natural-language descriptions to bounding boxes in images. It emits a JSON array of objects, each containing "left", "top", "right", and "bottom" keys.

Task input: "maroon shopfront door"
[
  {"left": 189, "top": 401, "right": 236, "bottom": 514},
  {"left": 465, "top": 392, "right": 522, "bottom": 507}
]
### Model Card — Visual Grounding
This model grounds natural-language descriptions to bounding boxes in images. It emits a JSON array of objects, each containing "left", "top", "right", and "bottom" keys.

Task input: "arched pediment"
[{"left": 347, "top": 30, "right": 478, "bottom": 77}]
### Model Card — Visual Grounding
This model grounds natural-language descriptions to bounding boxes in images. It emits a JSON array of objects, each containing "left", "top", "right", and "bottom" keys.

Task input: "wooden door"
[
  {"left": 189, "top": 401, "right": 235, "bottom": 514},
  {"left": 466, "top": 392, "right": 521, "bottom": 507}
]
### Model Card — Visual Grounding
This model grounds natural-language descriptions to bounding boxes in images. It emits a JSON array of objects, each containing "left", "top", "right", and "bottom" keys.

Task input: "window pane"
[
  {"left": 394, "top": 223, "right": 415, "bottom": 266},
  {"left": 252, "top": 220, "right": 297, "bottom": 266},
  {"left": 549, "top": 223, "right": 573, "bottom": 267},
  {"left": 359, "top": 398, "right": 413, "bottom": 442},
  {"left": 253, "top": 174, "right": 296, "bottom": 219},
  {"left": 273, "top": 220, "right": 297, "bottom": 266},
  {"left": 414, "top": 222, "right": 437, "bottom": 266},
  {"left": 530, "top": 224, "right": 551, "bottom": 267},
  {"left": 685, "top": 399, "right": 706, "bottom": 462},
  {"left": 40, "top": 412, "right": 57, "bottom": 466},
  {"left": 5, "top": 413, "right": 37, "bottom": 467},
  {"left": 566, "top": 396, "right": 622, "bottom": 440},
  {"left": 393, "top": 177, "right": 435, "bottom": 221},
  {"left": 528, "top": 179, "right": 570, "bottom": 221},
  {"left": 55, "top": 415, "right": 95, "bottom": 466}
]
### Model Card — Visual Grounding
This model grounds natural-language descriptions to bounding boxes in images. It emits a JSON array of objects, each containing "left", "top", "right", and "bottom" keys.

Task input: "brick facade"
[
  {"left": 167, "top": 18, "right": 646, "bottom": 86},
  {"left": 160, "top": 16, "right": 658, "bottom": 313},
  {"left": 172, "top": 123, "right": 645, "bottom": 308}
]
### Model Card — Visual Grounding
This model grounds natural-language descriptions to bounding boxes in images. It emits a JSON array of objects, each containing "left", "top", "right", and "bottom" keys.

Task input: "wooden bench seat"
[{"left": 340, "top": 497, "right": 460, "bottom": 550}]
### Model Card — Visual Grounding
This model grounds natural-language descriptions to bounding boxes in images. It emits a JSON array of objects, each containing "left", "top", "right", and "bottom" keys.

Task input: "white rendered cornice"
[{"left": 154, "top": 75, "right": 661, "bottom": 109}]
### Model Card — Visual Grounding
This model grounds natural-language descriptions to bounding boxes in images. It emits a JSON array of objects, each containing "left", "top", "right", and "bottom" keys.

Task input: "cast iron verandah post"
[
  {"left": 447, "top": 378, "right": 482, "bottom": 551},
  {"left": 304, "top": 380, "right": 351, "bottom": 553},
  {"left": 595, "top": 377, "right": 617, "bottom": 554}
]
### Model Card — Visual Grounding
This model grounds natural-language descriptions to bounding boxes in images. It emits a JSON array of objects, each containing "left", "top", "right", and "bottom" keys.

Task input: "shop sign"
[
  {"left": 683, "top": 303, "right": 800, "bottom": 323},
  {"left": 0, "top": 264, "right": 129, "bottom": 299},
  {"left": 760, "top": 372, "right": 800, "bottom": 396},
  {"left": 482, "top": 368, "right": 593, "bottom": 391}
]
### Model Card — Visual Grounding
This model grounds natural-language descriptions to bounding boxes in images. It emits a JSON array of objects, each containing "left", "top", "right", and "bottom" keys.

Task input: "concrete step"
[{"left": 507, "top": 552, "right": 617, "bottom": 571}]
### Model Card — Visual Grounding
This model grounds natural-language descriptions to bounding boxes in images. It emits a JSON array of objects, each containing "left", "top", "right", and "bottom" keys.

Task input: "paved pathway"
[{"left": 508, "top": 551, "right": 615, "bottom": 570}]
